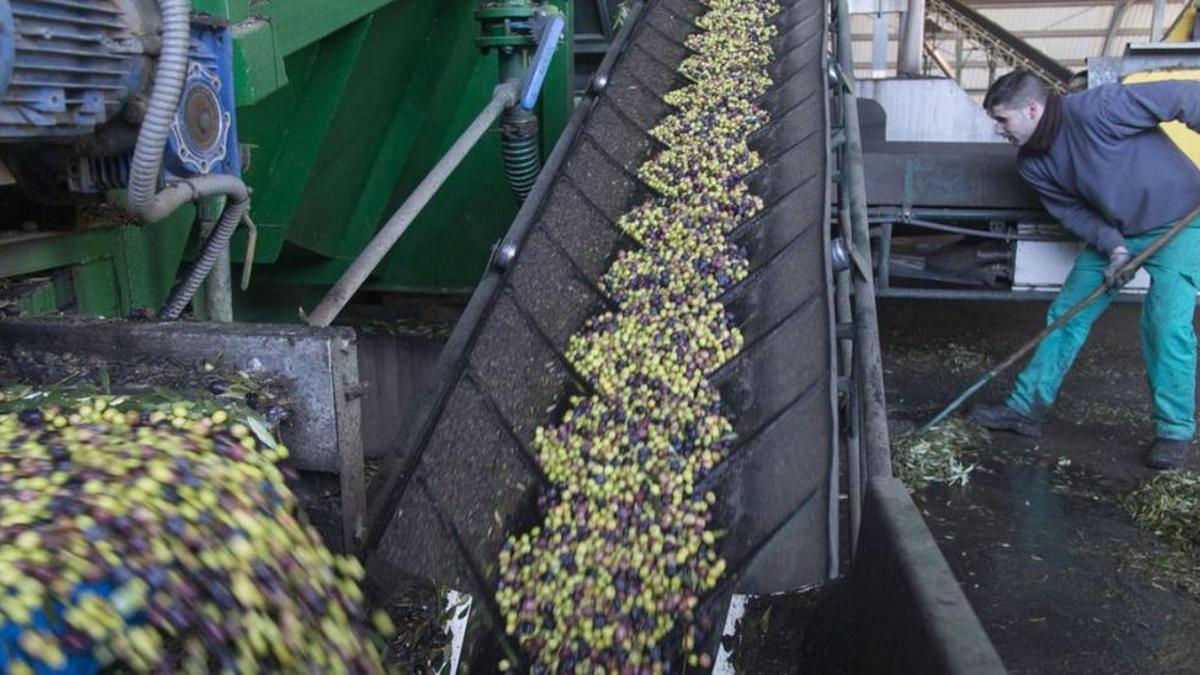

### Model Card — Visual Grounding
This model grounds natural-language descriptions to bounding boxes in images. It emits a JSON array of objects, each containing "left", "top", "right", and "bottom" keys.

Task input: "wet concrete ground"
[{"left": 880, "top": 298, "right": 1200, "bottom": 673}]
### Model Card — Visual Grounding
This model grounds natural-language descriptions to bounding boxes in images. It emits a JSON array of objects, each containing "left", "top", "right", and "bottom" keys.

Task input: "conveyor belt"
[{"left": 361, "top": 0, "right": 835, "bottom": 664}]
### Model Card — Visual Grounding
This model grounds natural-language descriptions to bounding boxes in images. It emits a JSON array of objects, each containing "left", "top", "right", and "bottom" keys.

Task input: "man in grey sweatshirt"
[{"left": 971, "top": 70, "right": 1200, "bottom": 469}]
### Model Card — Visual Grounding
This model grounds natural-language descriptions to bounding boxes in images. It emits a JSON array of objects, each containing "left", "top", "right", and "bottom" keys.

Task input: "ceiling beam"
[
  {"left": 852, "top": 27, "right": 1148, "bottom": 39},
  {"left": 854, "top": 56, "right": 1089, "bottom": 68},
  {"left": 959, "top": 0, "right": 1160, "bottom": 8}
]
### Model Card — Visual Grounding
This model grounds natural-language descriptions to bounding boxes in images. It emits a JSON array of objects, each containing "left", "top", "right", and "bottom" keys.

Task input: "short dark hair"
[
  {"left": 1067, "top": 69, "right": 1088, "bottom": 93},
  {"left": 983, "top": 70, "right": 1049, "bottom": 110}
]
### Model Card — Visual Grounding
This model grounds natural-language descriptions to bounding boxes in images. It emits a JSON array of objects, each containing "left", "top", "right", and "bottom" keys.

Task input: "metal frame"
[
  {"left": 925, "top": 0, "right": 1073, "bottom": 91},
  {"left": 865, "top": 208, "right": 1157, "bottom": 301},
  {"left": 831, "top": 0, "right": 892, "bottom": 555},
  {"left": 831, "top": 14, "right": 1005, "bottom": 668},
  {"left": 821, "top": 0, "right": 844, "bottom": 583}
]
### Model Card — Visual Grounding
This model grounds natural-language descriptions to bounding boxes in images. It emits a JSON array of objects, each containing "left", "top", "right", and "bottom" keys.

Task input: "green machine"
[{"left": 0, "top": 0, "right": 574, "bottom": 323}]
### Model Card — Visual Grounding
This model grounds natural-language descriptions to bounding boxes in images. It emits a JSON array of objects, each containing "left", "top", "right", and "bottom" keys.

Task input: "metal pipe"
[
  {"left": 872, "top": 12, "right": 890, "bottom": 77},
  {"left": 898, "top": 0, "right": 927, "bottom": 75},
  {"left": 954, "top": 37, "right": 965, "bottom": 82},
  {"left": 199, "top": 197, "right": 234, "bottom": 322},
  {"left": 870, "top": 216, "right": 1069, "bottom": 241},
  {"left": 1102, "top": 0, "right": 1130, "bottom": 56},
  {"left": 877, "top": 222, "right": 892, "bottom": 289},
  {"left": 834, "top": 15, "right": 866, "bottom": 562},
  {"left": 869, "top": 206, "right": 1053, "bottom": 223},
  {"left": 825, "top": 61, "right": 844, "bottom": 580},
  {"left": 1151, "top": 0, "right": 1167, "bottom": 42},
  {"left": 306, "top": 81, "right": 521, "bottom": 328},
  {"left": 850, "top": 321, "right": 867, "bottom": 542},
  {"left": 878, "top": 287, "right": 1146, "bottom": 302},
  {"left": 206, "top": 247, "right": 234, "bottom": 321},
  {"left": 837, "top": 0, "right": 893, "bottom": 478},
  {"left": 838, "top": 203, "right": 863, "bottom": 556}
]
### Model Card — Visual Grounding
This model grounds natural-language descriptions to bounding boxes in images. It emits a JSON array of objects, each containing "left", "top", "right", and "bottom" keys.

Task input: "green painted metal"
[
  {"left": 230, "top": 18, "right": 288, "bottom": 107},
  {"left": 0, "top": 0, "right": 574, "bottom": 319},
  {"left": 1, "top": 274, "right": 70, "bottom": 316},
  {"left": 233, "top": 0, "right": 574, "bottom": 301},
  {"left": 476, "top": 1, "right": 540, "bottom": 56},
  {"left": 0, "top": 211, "right": 195, "bottom": 316}
]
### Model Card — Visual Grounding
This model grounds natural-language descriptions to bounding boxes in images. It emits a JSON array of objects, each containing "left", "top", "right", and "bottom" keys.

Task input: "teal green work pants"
[{"left": 1007, "top": 215, "right": 1200, "bottom": 441}]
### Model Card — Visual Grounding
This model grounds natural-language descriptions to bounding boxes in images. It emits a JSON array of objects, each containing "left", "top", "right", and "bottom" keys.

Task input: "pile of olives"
[
  {"left": 0, "top": 396, "right": 390, "bottom": 673},
  {"left": 497, "top": 0, "right": 779, "bottom": 670}
]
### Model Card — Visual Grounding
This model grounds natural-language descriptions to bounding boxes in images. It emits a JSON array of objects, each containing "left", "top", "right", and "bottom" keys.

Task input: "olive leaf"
[
  {"left": 892, "top": 418, "right": 987, "bottom": 490},
  {"left": 245, "top": 414, "right": 278, "bottom": 449}
]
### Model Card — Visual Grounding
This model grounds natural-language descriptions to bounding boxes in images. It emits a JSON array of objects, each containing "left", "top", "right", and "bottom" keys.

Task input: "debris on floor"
[
  {"left": 891, "top": 417, "right": 988, "bottom": 490},
  {"left": 1121, "top": 470, "right": 1200, "bottom": 599}
]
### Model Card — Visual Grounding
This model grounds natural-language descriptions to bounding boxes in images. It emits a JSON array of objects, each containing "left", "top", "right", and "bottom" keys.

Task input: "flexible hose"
[
  {"left": 501, "top": 107, "right": 541, "bottom": 201},
  {"left": 159, "top": 175, "right": 250, "bottom": 320},
  {"left": 127, "top": 0, "right": 191, "bottom": 219},
  {"left": 121, "top": 0, "right": 252, "bottom": 319}
]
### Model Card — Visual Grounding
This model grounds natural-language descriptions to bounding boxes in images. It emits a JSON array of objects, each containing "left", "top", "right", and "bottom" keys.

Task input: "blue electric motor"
[
  {"left": 0, "top": 0, "right": 239, "bottom": 191},
  {"left": 0, "top": 0, "right": 145, "bottom": 139}
]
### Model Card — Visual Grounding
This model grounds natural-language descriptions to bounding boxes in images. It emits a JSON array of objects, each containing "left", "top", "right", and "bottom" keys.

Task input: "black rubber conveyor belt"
[{"left": 361, "top": 0, "right": 835, "bottom": 663}]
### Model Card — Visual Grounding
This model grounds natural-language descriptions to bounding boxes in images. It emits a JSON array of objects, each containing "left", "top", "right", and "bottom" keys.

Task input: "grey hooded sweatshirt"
[{"left": 1017, "top": 80, "right": 1200, "bottom": 254}]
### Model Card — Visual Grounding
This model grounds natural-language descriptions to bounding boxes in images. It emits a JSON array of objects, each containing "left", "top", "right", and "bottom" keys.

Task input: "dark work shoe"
[
  {"left": 1146, "top": 438, "right": 1191, "bottom": 470},
  {"left": 968, "top": 403, "right": 1041, "bottom": 437}
]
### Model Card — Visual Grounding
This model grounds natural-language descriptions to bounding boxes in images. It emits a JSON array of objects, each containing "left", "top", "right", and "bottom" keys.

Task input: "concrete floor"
[{"left": 880, "top": 297, "right": 1200, "bottom": 674}]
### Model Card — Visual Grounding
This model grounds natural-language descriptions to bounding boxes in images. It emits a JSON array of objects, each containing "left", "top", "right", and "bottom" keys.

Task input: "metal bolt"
[
  {"left": 589, "top": 73, "right": 609, "bottom": 96},
  {"left": 830, "top": 237, "right": 850, "bottom": 273},
  {"left": 493, "top": 239, "right": 519, "bottom": 271}
]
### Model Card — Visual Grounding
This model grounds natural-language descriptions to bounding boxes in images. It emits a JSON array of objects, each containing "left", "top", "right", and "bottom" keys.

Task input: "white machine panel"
[
  {"left": 1013, "top": 240, "right": 1150, "bottom": 294},
  {"left": 856, "top": 78, "right": 1006, "bottom": 143}
]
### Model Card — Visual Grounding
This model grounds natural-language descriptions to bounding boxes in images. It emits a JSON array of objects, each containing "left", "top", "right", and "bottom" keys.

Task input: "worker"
[{"left": 971, "top": 70, "right": 1200, "bottom": 470}]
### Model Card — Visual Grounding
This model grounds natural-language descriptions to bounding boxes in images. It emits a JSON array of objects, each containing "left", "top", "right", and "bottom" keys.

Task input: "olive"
[
  {"left": 495, "top": 0, "right": 773, "bottom": 667},
  {"left": 0, "top": 395, "right": 390, "bottom": 672}
]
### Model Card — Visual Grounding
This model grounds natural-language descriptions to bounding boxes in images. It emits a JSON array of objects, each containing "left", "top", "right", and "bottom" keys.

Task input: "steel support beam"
[
  {"left": 924, "top": 39, "right": 956, "bottom": 77},
  {"left": 1103, "top": 0, "right": 1131, "bottom": 55},
  {"left": 1151, "top": 0, "right": 1167, "bottom": 41},
  {"left": 853, "top": 26, "right": 1148, "bottom": 40},
  {"left": 873, "top": 12, "right": 891, "bottom": 76},
  {"left": 898, "top": 0, "right": 927, "bottom": 74},
  {"left": 853, "top": 56, "right": 1088, "bottom": 69},
  {"left": 836, "top": 0, "right": 893, "bottom": 478},
  {"left": 955, "top": 36, "right": 965, "bottom": 82}
]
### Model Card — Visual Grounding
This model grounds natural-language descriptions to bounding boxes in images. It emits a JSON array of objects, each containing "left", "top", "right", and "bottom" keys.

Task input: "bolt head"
[
  {"left": 589, "top": 73, "right": 609, "bottom": 96},
  {"left": 493, "top": 239, "right": 519, "bottom": 270}
]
